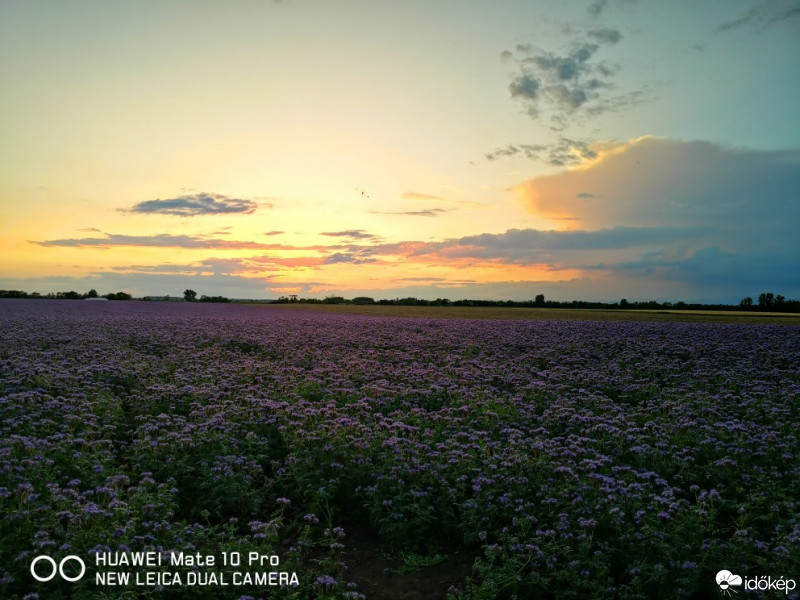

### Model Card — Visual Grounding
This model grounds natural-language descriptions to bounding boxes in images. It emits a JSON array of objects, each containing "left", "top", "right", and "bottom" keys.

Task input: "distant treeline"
[
  {"left": 274, "top": 292, "right": 800, "bottom": 313},
  {"left": 2, "top": 289, "right": 798, "bottom": 312},
  {"left": 0, "top": 289, "right": 131, "bottom": 301}
]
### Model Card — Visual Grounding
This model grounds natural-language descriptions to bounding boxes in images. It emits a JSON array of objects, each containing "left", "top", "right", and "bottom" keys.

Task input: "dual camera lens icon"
[{"left": 30, "top": 555, "right": 86, "bottom": 582}]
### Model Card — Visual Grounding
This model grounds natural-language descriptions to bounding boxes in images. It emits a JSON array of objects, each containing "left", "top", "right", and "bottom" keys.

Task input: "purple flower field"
[{"left": 1, "top": 299, "right": 798, "bottom": 599}]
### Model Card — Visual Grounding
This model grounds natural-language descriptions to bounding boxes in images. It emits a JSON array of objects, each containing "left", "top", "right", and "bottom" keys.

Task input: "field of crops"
[{"left": 1, "top": 299, "right": 798, "bottom": 599}]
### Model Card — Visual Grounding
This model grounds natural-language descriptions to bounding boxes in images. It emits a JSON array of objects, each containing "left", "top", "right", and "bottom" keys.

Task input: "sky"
[{"left": 1, "top": 0, "right": 798, "bottom": 303}]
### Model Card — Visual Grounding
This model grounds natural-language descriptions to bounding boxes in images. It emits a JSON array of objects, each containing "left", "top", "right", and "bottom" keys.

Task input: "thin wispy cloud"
[
  {"left": 324, "top": 252, "right": 377, "bottom": 265},
  {"left": 400, "top": 192, "right": 449, "bottom": 202},
  {"left": 487, "top": 137, "right": 598, "bottom": 167},
  {"left": 32, "top": 232, "right": 278, "bottom": 249},
  {"left": 320, "top": 230, "right": 380, "bottom": 240},
  {"left": 123, "top": 193, "right": 261, "bottom": 217},
  {"left": 716, "top": 0, "right": 800, "bottom": 33},
  {"left": 399, "top": 192, "right": 484, "bottom": 208},
  {"left": 371, "top": 209, "right": 450, "bottom": 217},
  {"left": 485, "top": 144, "right": 547, "bottom": 161}
]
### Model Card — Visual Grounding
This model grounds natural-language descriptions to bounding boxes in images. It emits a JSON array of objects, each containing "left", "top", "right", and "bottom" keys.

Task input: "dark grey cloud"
[
  {"left": 320, "top": 230, "right": 379, "bottom": 240},
  {"left": 527, "top": 43, "right": 599, "bottom": 82},
  {"left": 587, "top": 28, "right": 622, "bottom": 45},
  {"left": 495, "top": 19, "right": 647, "bottom": 168},
  {"left": 506, "top": 39, "right": 623, "bottom": 122},
  {"left": 32, "top": 232, "right": 277, "bottom": 249},
  {"left": 487, "top": 137, "right": 598, "bottom": 167},
  {"left": 124, "top": 193, "right": 260, "bottom": 217},
  {"left": 717, "top": 0, "right": 800, "bottom": 33},
  {"left": 548, "top": 137, "right": 599, "bottom": 166},
  {"left": 587, "top": 0, "right": 609, "bottom": 17},
  {"left": 587, "top": 0, "right": 638, "bottom": 18},
  {"left": 611, "top": 246, "right": 800, "bottom": 291},
  {"left": 356, "top": 226, "right": 712, "bottom": 269},
  {"left": 448, "top": 226, "right": 711, "bottom": 260},
  {"left": 110, "top": 263, "right": 199, "bottom": 274},
  {"left": 508, "top": 74, "right": 541, "bottom": 101},
  {"left": 108, "top": 258, "right": 253, "bottom": 276},
  {"left": 324, "top": 252, "right": 377, "bottom": 265},
  {"left": 486, "top": 144, "right": 548, "bottom": 161}
]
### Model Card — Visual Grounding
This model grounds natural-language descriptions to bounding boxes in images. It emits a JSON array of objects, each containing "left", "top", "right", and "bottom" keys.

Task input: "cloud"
[
  {"left": 264, "top": 230, "right": 284, "bottom": 236},
  {"left": 496, "top": 25, "right": 645, "bottom": 166},
  {"left": 547, "top": 137, "right": 599, "bottom": 165},
  {"left": 717, "top": 0, "right": 800, "bottom": 33},
  {"left": 508, "top": 74, "right": 541, "bottom": 111},
  {"left": 413, "top": 226, "right": 713, "bottom": 265},
  {"left": 487, "top": 137, "right": 598, "bottom": 166},
  {"left": 323, "top": 252, "right": 377, "bottom": 265},
  {"left": 485, "top": 144, "right": 547, "bottom": 161},
  {"left": 507, "top": 136, "right": 800, "bottom": 290},
  {"left": 610, "top": 246, "right": 800, "bottom": 292},
  {"left": 587, "top": 0, "right": 638, "bottom": 18},
  {"left": 371, "top": 209, "right": 449, "bottom": 217},
  {"left": 124, "top": 193, "right": 260, "bottom": 216},
  {"left": 400, "top": 192, "right": 449, "bottom": 202},
  {"left": 587, "top": 0, "right": 610, "bottom": 17},
  {"left": 587, "top": 28, "right": 622, "bottom": 45},
  {"left": 110, "top": 263, "right": 203, "bottom": 274},
  {"left": 505, "top": 33, "right": 623, "bottom": 124},
  {"left": 399, "top": 192, "right": 484, "bottom": 208},
  {"left": 32, "top": 232, "right": 278, "bottom": 249},
  {"left": 320, "top": 230, "right": 380, "bottom": 240},
  {"left": 513, "top": 136, "right": 800, "bottom": 230}
]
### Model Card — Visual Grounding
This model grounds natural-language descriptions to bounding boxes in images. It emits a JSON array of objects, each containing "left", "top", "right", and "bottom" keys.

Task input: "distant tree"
[
  {"left": 104, "top": 291, "right": 132, "bottom": 300},
  {"left": 534, "top": 293, "right": 546, "bottom": 307},
  {"left": 758, "top": 292, "right": 775, "bottom": 311},
  {"left": 87, "top": 289, "right": 98, "bottom": 298},
  {"left": 739, "top": 296, "right": 753, "bottom": 309},
  {"left": 184, "top": 289, "right": 197, "bottom": 302},
  {"left": 351, "top": 296, "right": 375, "bottom": 305},
  {"left": 198, "top": 295, "right": 230, "bottom": 303},
  {"left": 619, "top": 298, "right": 629, "bottom": 309}
]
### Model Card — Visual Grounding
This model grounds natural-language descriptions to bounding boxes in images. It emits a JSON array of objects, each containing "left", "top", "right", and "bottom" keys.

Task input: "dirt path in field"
[{"left": 343, "top": 524, "right": 475, "bottom": 599}]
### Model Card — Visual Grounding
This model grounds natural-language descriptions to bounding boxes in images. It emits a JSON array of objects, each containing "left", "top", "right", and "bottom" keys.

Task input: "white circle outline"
[
  {"left": 30, "top": 555, "right": 57, "bottom": 582},
  {"left": 59, "top": 555, "right": 86, "bottom": 582}
]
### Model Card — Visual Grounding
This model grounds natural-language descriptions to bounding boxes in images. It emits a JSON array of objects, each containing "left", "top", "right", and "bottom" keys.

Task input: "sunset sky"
[{"left": 2, "top": 0, "right": 798, "bottom": 302}]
